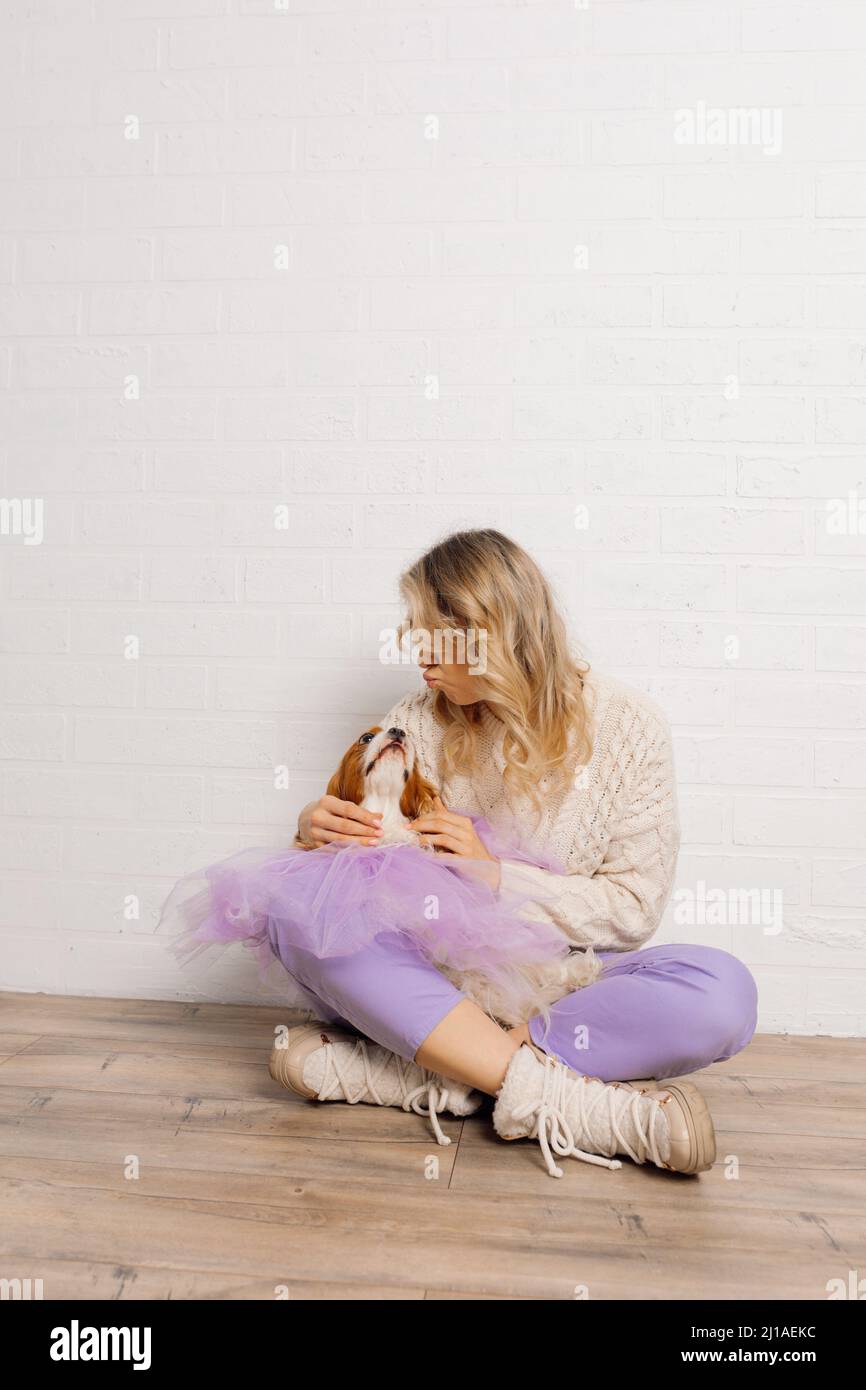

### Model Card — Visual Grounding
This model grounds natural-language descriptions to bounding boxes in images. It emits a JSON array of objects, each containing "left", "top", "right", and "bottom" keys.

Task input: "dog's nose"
[{"left": 387, "top": 728, "right": 405, "bottom": 740}]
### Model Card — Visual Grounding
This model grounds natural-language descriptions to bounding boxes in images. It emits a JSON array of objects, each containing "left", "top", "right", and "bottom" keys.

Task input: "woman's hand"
[
  {"left": 297, "top": 795, "right": 382, "bottom": 849},
  {"left": 408, "top": 796, "right": 501, "bottom": 889}
]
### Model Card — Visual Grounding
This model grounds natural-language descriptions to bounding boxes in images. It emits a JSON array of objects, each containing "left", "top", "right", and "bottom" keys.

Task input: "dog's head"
[{"left": 326, "top": 725, "right": 438, "bottom": 820}]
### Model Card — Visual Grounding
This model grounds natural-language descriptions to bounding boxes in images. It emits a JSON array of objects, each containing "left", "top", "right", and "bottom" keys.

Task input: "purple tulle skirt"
[{"left": 157, "top": 813, "right": 571, "bottom": 1021}]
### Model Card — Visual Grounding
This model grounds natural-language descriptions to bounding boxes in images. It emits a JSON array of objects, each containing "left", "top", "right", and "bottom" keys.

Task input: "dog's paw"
[{"left": 563, "top": 948, "right": 603, "bottom": 991}]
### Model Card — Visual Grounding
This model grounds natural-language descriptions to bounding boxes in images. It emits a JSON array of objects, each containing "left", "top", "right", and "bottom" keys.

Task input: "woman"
[{"left": 276, "top": 529, "right": 758, "bottom": 1178}]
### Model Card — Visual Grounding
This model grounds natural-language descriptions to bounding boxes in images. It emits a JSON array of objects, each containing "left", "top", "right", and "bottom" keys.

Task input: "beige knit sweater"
[{"left": 380, "top": 670, "right": 680, "bottom": 955}]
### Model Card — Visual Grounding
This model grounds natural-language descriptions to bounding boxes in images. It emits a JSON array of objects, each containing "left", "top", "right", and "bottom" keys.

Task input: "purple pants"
[{"left": 269, "top": 927, "right": 759, "bottom": 1082}]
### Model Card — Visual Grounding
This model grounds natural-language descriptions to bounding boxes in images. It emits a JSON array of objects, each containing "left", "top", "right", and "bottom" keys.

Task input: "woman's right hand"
[{"left": 297, "top": 795, "right": 383, "bottom": 849}]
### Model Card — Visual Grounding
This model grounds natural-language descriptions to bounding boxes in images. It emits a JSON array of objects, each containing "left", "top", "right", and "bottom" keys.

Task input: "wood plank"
[
  {"left": 0, "top": 1081, "right": 466, "bottom": 1148},
  {"left": 1, "top": 1118, "right": 863, "bottom": 1221},
  {"left": 693, "top": 1129, "right": 866, "bottom": 1170},
  {"left": 682, "top": 1072, "right": 866, "bottom": 1112},
  {"left": 3, "top": 1173, "right": 857, "bottom": 1301},
  {"left": 720, "top": 1034, "right": 863, "bottom": 1056},
  {"left": 0, "top": 992, "right": 306, "bottom": 1049},
  {"left": 425, "top": 1289, "right": 521, "bottom": 1300},
  {"left": 0, "top": 1116, "right": 460, "bottom": 1185},
  {"left": 12, "top": 1033, "right": 281, "bottom": 1066},
  {"left": 6, "top": 1258, "right": 423, "bottom": 1302},
  {"left": 706, "top": 1049, "right": 866, "bottom": 1084},
  {"left": 6, "top": 1150, "right": 866, "bottom": 1262},
  {"left": 0, "top": 1033, "right": 42, "bottom": 1063},
  {"left": 4, "top": 1162, "right": 866, "bottom": 1262},
  {"left": 449, "top": 1129, "right": 866, "bottom": 1212},
  {"left": 0, "top": 1048, "right": 297, "bottom": 1102},
  {"left": 706, "top": 1103, "right": 866, "bottom": 1140}
]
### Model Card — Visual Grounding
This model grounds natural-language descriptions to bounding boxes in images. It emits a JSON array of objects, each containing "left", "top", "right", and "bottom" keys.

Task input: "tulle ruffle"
[{"left": 157, "top": 812, "right": 570, "bottom": 1020}]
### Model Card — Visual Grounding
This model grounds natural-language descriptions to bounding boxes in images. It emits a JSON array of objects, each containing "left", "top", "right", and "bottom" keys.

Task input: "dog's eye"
[{"left": 358, "top": 733, "right": 375, "bottom": 745}]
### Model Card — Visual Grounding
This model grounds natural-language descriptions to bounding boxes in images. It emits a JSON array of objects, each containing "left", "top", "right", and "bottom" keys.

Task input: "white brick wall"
[{"left": 1, "top": 0, "right": 865, "bottom": 1035}]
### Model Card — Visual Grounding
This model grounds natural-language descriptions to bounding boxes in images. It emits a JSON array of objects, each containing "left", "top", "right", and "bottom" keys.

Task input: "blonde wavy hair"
[{"left": 399, "top": 529, "right": 592, "bottom": 812}]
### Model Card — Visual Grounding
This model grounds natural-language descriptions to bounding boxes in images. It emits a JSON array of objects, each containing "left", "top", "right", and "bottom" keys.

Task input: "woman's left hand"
[{"left": 409, "top": 796, "right": 501, "bottom": 889}]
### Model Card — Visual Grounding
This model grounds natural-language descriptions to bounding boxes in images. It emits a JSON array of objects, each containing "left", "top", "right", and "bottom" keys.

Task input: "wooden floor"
[{"left": 1, "top": 991, "right": 864, "bottom": 1301}]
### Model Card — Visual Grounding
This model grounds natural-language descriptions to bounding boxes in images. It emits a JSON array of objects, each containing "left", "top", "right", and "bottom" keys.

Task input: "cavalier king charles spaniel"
[{"left": 326, "top": 724, "right": 439, "bottom": 847}]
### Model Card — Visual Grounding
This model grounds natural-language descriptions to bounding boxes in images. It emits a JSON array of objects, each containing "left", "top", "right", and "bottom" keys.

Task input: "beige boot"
[
  {"left": 269, "top": 1023, "right": 482, "bottom": 1147},
  {"left": 493, "top": 1044, "right": 715, "bottom": 1177}
]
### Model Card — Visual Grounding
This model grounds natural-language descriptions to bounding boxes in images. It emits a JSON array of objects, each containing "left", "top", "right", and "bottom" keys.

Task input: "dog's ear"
[
  {"left": 327, "top": 727, "right": 381, "bottom": 805},
  {"left": 400, "top": 766, "right": 439, "bottom": 821},
  {"left": 326, "top": 744, "right": 364, "bottom": 805}
]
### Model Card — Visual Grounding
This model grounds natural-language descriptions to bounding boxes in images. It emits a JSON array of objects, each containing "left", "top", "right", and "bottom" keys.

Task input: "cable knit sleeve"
[{"left": 497, "top": 704, "right": 680, "bottom": 954}]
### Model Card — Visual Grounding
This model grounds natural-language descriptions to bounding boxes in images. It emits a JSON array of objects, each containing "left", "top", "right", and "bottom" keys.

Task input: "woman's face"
[{"left": 409, "top": 622, "right": 488, "bottom": 707}]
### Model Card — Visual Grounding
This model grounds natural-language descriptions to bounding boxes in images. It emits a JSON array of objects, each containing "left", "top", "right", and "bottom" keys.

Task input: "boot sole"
[{"left": 659, "top": 1079, "right": 717, "bottom": 1174}]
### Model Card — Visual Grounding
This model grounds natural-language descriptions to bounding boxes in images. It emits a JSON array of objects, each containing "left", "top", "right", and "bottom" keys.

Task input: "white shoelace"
[
  {"left": 510, "top": 1053, "right": 668, "bottom": 1178},
  {"left": 315, "top": 1037, "right": 456, "bottom": 1147}
]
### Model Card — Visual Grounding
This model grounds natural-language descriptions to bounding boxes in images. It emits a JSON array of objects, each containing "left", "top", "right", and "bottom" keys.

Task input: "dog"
[
  {"left": 317, "top": 725, "right": 601, "bottom": 1028},
  {"left": 326, "top": 724, "right": 438, "bottom": 847}
]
